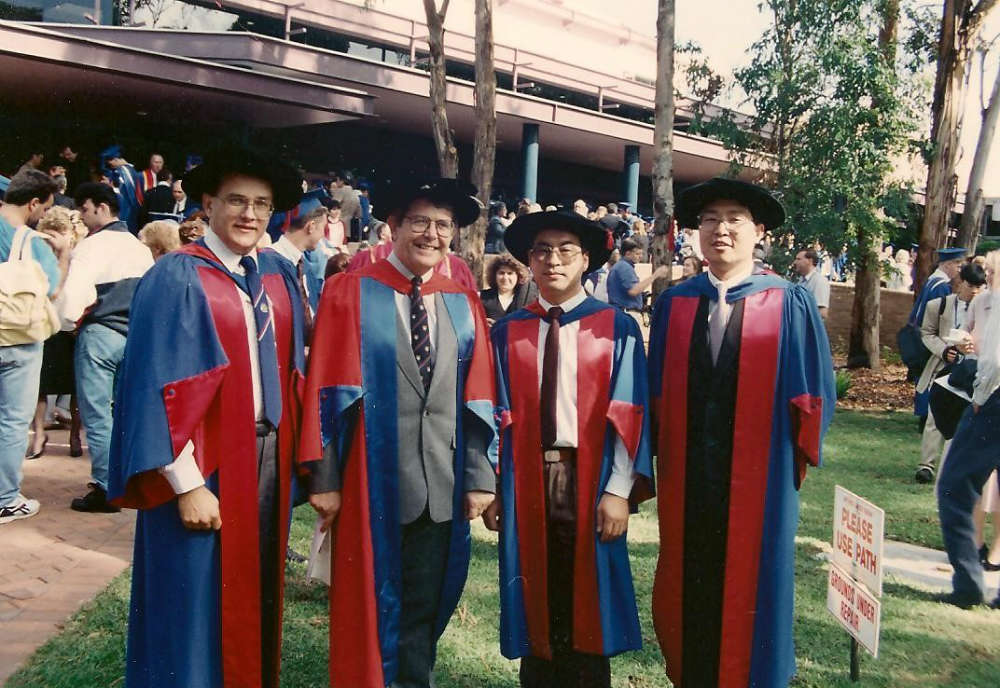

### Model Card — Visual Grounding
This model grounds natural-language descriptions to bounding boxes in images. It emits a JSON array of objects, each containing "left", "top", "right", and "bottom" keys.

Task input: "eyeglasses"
[
  {"left": 405, "top": 215, "right": 456, "bottom": 236},
  {"left": 529, "top": 245, "right": 584, "bottom": 262},
  {"left": 698, "top": 216, "right": 754, "bottom": 231},
  {"left": 221, "top": 194, "right": 274, "bottom": 218}
]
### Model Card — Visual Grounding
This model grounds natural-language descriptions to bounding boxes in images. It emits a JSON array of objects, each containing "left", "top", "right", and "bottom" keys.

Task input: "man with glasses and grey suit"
[{"left": 302, "top": 178, "right": 496, "bottom": 688}]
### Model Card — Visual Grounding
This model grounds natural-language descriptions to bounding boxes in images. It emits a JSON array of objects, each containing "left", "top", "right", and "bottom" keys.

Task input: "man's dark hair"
[
  {"left": 607, "top": 202, "right": 618, "bottom": 214},
  {"left": 289, "top": 206, "right": 327, "bottom": 230},
  {"left": 159, "top": 168, "right": 173, "bottom": 183},
  {"left": 4, "top": 169, "right": 59, "bottom": 206},
  {"left": 74, "top": 182, "right": 120, "bottom": 214},
  {"left": 960, "top": 262, "right": 987, "bottom": 287},
  {"left": 620, "top": 238, "right": 640, "bottom": 254},
  {"left": 798, "top": 248, "right": 820, "bottom": 266}
]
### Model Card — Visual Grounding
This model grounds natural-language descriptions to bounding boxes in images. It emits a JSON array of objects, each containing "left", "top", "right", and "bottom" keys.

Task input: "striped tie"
[
  {"left": 410, "top": 276, "right": 434, "bottom": 391},
  {"left": 240, "top": 256, "right": 282, "bottom": 427}
]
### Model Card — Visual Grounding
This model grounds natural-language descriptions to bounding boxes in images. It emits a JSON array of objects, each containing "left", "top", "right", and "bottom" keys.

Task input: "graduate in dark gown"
[{"left": 648, "top": 178, "right": 835, "bottom": 688}]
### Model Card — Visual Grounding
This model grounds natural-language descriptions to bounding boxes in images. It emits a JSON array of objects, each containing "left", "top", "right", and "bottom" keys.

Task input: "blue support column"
[
  {"left": 521, "top": 123, "right": 539, "bottom": 202},
  {"left": 623, "top": 145, "right": 640, "bottom": 211}
]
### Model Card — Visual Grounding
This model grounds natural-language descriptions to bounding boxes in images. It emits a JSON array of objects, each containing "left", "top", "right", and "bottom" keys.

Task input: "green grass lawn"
[{"left": 9, "top": 410, "right": 1000, "bottom": 687}]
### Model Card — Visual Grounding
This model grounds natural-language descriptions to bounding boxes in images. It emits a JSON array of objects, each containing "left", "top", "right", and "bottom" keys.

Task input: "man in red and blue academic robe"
[
  {"left": 301, "top": 179, "right": 497, "bottom": 688},
  {"left": 649, "top": 178, "right": 835, "bottom": 688},
  {"left": 484, "top": 211, "right": 654, "bottom": 688},
  {"left": 108, "top": 148, "right": 309, "bottom": 688}
]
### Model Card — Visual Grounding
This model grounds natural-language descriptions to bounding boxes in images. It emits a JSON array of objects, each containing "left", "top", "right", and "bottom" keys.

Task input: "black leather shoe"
[
  {"left": 984, "top": 558, "right": 1000, "bottom": 572},
  {"left": 979, "top": 544, "right": 989, "bottom": 564},
  {"left": 70, "top": 485, "right": 120, "bottom": 513},
  {"left": 914, "top": 466, "right": 934, "bottom": 484},
  {"left": 931, "top": 591, "right": 983, "bottom": 609}
]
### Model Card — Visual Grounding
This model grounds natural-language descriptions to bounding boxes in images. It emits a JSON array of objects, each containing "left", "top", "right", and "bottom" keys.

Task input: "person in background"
[
  {"left": 583, "top": 248, "right": 619, "bottom": 302},
  {"left": 138, "top": 220, "right": 182, "bottom": 261},
  {"left": 177, "top": 211, "right": 208, "bottom": 245},
  {"left": 0, "top": 170, "right": 67, "bottom": 525},
  {"left": 607, "top": 238, "right": 669, "bottom": 324},
  {"left": 479, "top": 253, "right": 537, "bottom": 325},
  {"left": 485, "top": 201, "right": 507, "bottom": 255},
  {"left": 793, "top": 248, "right": 831, "bottom": 321},
  {"left": 324, "top": 252, "right": 351, "bottom": 280},
  {"left": 60, "top": 182, "right": 154, "bottom": 512}
]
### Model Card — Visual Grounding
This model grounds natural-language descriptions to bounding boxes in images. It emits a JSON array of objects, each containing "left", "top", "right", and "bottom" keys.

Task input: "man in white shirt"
[
  {"left": 793, "top": 248, "right": 831, "bottom": 320},
  {"left": 60, "top": 182, "right": 154, "bottom": 513},
  {"left": 485, "top": 210, "right": 654, "bottom": 688},
  {"left": 107, "top": 147, "right": 309, "bottom": 687}
]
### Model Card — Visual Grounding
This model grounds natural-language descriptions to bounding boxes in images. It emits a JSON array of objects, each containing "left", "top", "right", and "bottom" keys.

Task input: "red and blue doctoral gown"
[
  {"left": 648, "top": 272, "right": 835, "bottom": 688},
  {"left": 491, "top": 297, "right": 655, "bottom": 661},
  {"left": 108, "top": 242, "right": 308, "bottom": 688},
  {"left": 299, "top": 259, "right": 497, "bottom": 688}
]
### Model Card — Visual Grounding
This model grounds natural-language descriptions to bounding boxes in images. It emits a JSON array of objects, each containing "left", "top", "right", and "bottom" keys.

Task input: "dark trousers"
[
  {"left": 519, "top": 459, "right": 611, "bottom": 688},
  {"left": 937, "top": 390, "right": 1000, "bottom": 604},
  {"left": 392, "top": 510, "right": 453, "bottom": 688},
  {"left": 257, "top": 426, "right": 281, "bottom": 688}
]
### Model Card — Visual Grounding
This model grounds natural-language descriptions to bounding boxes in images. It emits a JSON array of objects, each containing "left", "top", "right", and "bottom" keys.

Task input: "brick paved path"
[{"left": 0, "top": 429, "right": 135, "bottom": 685}]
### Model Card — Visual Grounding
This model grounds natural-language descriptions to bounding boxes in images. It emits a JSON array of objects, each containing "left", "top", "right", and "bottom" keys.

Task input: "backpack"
[
  {"left": 896, "top": 295, "right": 947, "bottom": 374},
  {"left": 0, "top": 226, "right": 60, "bottom": 345}
]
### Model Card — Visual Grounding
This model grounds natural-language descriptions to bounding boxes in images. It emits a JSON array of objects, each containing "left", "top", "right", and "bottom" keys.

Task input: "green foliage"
[
  {"left": 684, "top": 0, "right": 925, "bottom": 271},
  {"left": 834, "top": 369, "right": 853, "bottom": 399}
]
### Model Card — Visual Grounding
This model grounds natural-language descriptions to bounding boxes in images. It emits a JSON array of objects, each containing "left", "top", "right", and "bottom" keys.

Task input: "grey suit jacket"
[{"left": 311, "top": 292, "right": 495, "bottom": 525}]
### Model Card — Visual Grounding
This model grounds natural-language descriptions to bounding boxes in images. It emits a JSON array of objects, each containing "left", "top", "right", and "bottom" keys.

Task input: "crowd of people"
[{"left": 1, "top": 141, "right": 998, "bottom": 688}]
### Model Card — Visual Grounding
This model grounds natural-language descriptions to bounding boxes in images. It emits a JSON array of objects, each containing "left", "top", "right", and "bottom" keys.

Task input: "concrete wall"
[{"left": 825, "top": 283, "right": 914, "bottom": 353}]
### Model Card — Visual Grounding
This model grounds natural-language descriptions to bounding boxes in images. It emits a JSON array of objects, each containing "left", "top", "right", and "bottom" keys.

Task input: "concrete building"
[{"left": 0, "top": 0, "right": 736, "bottom": 213}]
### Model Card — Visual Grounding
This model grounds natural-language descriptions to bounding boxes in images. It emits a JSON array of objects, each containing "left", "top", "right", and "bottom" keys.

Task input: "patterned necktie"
[
  {"left": 295, "top": 257, "right": 314, "bottom": 343},
  {"left": 410, "top": 276, "right": 434, "bottom": 391},
  {"left": 540, "top": 306, "right": 563, "bottom": 448},
  {"left": 239, "top": 256, "right": 282, "bottom": 427},
  {"left": 709, "top": 285, "right": 729, "bottom": 365}
]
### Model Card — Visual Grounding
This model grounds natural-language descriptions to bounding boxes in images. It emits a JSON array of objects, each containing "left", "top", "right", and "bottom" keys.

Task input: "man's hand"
[
  {"left": 464, "top": 490, "right": 494, "bottom": 521},
  {"left": 944, "top": 347, "right": 958, "bottom": 363},
  {"left": 177, "top": 486, "right": 222, "bottom": 531},
  {"left": 482, "top": 498, "right": 502, "bottom": 531},
  {"left": 595, "top": 493, "right": 629, "bottom": 543},
  {"left": 652, "top": 265, "right": 671, "bottom": 280},
  {"left": 973, "top": 403, "right": 981, "bottom": 414},
  {"left": 40, "top": 230, "right": 72, "bottom": 258},
  {"left": 310, "top": 490, "right": 341, "bottom": 533}
]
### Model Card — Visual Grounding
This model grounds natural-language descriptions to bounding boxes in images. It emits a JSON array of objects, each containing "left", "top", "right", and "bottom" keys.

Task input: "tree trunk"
[
  {"left": 463, "top": 0, "right": 496, "bottom": 285},
  {"left": 650, "top": 0, "right": 675, "bottom": 296},
  {"left": 847, "top": 226, "right": 882, "bottom": 370},
  {"left": 844, "top": 0, "right": 897, "bottom": 371},
  {"left": 422, "top": 0, "right": 459, "bottom": 178},
  {"left": 915, "top": 0, "right": 999, "bottom": 292},
  {"left": 957, "top": 60, "right": 1000, "bottom": 251}
]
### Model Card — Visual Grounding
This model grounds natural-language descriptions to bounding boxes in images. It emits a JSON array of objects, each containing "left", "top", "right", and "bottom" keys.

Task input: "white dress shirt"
[
  {"left": 388, "top": 251, "right": 439, "bottom": 356},
  {"left": 706, "top": 266, "right": 755, "bottom": 358},
  {"left": 536, "top": 290, "right": 636, "bottom": 499},
  {"left": 158, "top": 227, "right": 265, "bottom": 494},
  {"left": 271, "top": 235, "right": 315, "bottom": 314}
]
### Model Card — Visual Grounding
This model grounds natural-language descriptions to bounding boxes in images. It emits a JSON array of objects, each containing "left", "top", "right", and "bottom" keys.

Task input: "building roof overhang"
[
  {"left": 41, "top": 24, "right": 737, "bottom": 182},
  {"left": 0, "top": 21, "right": 375, "bottom": 129}
]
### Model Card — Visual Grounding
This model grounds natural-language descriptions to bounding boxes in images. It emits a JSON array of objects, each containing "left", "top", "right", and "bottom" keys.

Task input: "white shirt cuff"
[
  {"left": 157, "top": 440, "right": 205, "bottom": 494},
  {"left": 604, "top": 436, "right": 637, "bottom": 500}
]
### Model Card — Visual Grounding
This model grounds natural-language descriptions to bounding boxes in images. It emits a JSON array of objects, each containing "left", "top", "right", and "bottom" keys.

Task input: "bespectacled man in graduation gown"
[
  {"left": 300, "top": 179, "right": 497, "bottom": 688},
  {"left": 483, "top": 210, "right": 655, "bottom": 688},
  {"left": 648, "top": 178, "right": 835, "bottom": 688},
  {"left": 108, "top": 147, "right": 311, "bottom": 688}
]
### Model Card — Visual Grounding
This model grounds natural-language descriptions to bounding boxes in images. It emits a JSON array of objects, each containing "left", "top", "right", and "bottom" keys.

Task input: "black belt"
[{"left": 255, "top": 422, "right": 275, "bottom": 437}]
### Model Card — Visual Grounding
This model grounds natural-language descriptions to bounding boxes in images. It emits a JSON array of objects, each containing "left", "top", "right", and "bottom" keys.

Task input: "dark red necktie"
[
  {"left": 295, "top": 258, "right": 314, "bottom": 343},
  {"left": 540, "top": 306, "right": 563, "bottom": 448}
]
